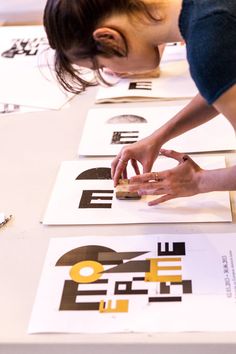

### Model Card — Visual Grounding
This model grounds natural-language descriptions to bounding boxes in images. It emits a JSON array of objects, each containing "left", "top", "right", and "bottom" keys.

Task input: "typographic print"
[
  {"left": 56, "top": 241, "right": 192, "bottom": 313},
  {"left": 106, "top": 115, "right": 147, "bottom": 124},
  {"left": 0, "top": 103, "right": 20, "bottom": 114},
  {"left": 76, "top": 168, "right": 111, "bottom": 180},
  {"left": 78, "top": 105, "right": 236, "bottom": 157},
  {"left": 76, "top": 167, "right": 114, "bottom": 209},
  {"left": 28, "top": 234, "right": 236, "bottom": 333},
  {"left": 1, "top": 37, "right": 47, "bottom": 58},
  {"left": 42, "top": 159, "right": 232, "bottom": 225},
  {"left": 79, "top": 190, "right": 114, "bottom": 209},
  {"left": 128, "top": 81, "right": 152, "bottom": 90},
  {"left": 111, "top": 131, "right": 139, "bottom": 144}
]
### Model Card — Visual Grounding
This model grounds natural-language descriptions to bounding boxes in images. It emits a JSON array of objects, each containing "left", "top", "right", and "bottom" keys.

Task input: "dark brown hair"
[{"left": 43, "top": 0, "right": 158, "bottom": 93}]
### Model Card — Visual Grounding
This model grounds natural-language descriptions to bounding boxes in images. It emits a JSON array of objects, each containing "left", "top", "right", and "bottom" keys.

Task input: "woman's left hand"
[{"left": 128, "top": 149, "right": 204, "bottom": 205}]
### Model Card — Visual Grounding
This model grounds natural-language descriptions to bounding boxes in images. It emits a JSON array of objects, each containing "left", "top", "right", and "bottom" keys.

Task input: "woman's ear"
[{"left": 93, "top": 27, "right": 127, "bottom": 56}]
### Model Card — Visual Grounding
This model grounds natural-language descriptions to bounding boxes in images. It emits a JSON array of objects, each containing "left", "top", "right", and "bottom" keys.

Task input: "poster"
[
  {"left": 0, "top": 26, "right": 74, "bottom": 109},
  {"left": 95, "top": 60, "right": 198, "bottom": 103},
  {"left": 78, "top": 105, "right": 236, "bottom": 156},
  {"left": 28, "top": 233, "right": 236, "bottom": 333},
  {"left": 42, "top": 156, "right": 232, "bottom": 225},
  {"left": 0, "top": 25, "right": 48, "bottom": 66}
]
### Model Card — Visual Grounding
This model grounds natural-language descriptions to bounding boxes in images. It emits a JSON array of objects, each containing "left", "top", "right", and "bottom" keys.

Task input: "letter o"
[{"left": 70, "top": 260, "right": 104, "bottom": 283}]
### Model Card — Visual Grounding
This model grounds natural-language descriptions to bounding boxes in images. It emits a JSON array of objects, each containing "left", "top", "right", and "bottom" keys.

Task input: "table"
[{"left": 1, "top": 86, "right": 236, "bottom": 354}]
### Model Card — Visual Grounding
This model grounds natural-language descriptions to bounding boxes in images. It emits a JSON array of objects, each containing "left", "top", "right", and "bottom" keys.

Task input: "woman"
[{"left": 44, "top": 0, "right": 236, "bottom": 205}]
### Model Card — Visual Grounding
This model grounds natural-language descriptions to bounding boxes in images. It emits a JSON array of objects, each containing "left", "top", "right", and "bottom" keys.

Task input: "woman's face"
[
  {"left": 97, "top": 47, "right": 160, "bottom": 75},
  {"left": 75, "top": 43, "right": 161, "bottom": 77}
]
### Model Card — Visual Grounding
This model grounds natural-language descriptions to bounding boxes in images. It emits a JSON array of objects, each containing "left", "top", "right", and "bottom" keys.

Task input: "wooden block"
[{"left": 115, "top": 179, "right": 141, "bottom": 200}]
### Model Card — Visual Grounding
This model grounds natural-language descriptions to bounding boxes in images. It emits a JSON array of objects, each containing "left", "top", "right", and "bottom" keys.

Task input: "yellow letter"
[
  {"left": 145, "top": 258, "right": 182, "bottom": 282},
  {"left": 70, "top": 260, "right": 104, "bottom": 283},
  {"left": 99, "top": 299, "right": 129, "bottom": 313}
]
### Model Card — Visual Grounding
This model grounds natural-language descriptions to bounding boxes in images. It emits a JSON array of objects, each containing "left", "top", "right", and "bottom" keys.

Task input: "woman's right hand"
[{"left": 111, "top": 134, "right": 161, "bottom": 186}]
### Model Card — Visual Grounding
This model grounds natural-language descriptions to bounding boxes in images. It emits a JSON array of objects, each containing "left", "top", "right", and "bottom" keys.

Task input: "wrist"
[
  {"left": 151, "top": 126, "right": 170, "bottom": 146},
  {"left": 197, "top": 170, "right": 212, "bottom": 193},
  {"left": 197, "top": 168, "right": 230, "bottom": 193}
]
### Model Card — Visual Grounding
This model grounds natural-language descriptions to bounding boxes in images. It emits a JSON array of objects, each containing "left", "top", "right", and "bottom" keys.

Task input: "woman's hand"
[
  {"left": 128, "top": 149, "right": 204, "bottom": 205},
  {"left": 111, "top": 134, "right": 162, "bottom": 186}
]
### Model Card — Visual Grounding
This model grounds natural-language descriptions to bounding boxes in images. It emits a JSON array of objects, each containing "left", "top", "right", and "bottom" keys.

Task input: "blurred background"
[{"left": 0, "top": 0, "right": 47, "bottom": 25}]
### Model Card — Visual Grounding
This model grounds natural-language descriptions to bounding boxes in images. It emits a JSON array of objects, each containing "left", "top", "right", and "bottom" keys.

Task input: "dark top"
[{"left": 179, "top": 0, "right": 236, "bottom": 104}]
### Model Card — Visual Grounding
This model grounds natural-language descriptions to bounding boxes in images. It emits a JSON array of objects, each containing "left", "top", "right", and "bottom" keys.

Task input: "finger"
[
  {"left": 129, "top": 182, "right": 166, "bottom": 194},
  {"left": 111, "top": 156, "right": 120, "bottom": 179},
  {"left": 143, "top": 160, "right": 154, "bottom": 174},
  {"left": 112, "top": 157, "right": 128, "bottom": 186},
  {"left": 130, "top": 171, "right": 163, "bottom": 184},
  {"left": 148, "top": 194, "right": 176, "bottom": 206},
  {"left": 160, "top": 149, "right": 189, "bottom": 163},
  {"left": 130, "top": 173, "right": 153, "bottom": 184},
  {"left": 122, "top": 166, "right": 127, "bottom": 180},
  {"left": 130, "top": 159, "right": 140, "bottom": 175}
]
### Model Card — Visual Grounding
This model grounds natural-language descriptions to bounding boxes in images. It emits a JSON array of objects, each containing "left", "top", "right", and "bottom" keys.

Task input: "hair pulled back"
[{"left": 44, "top": 0, "right": 156, "bottom": 93}]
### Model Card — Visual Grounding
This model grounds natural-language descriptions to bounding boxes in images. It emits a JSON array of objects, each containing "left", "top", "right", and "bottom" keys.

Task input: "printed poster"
[
  {"left": 42, "top": 156, "right": 232, "bottom": 225},
  {"left": 0, "top": 25, "right": 74, "bottom": 109},
  {"left": 28, "top": 233, "right": 236, "bottom": 333},
  {"left": 78, "top": 105, "right": 236, "bottom": 156},
  {"left": 0, "top": 25, "right": 48, "bottom": 67},
  {"left": 95, "top": 60, "right": 198, "bottom": 103}
]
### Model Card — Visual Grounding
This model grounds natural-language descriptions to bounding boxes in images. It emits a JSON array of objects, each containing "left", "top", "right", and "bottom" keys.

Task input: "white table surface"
[{"left": 1, "top": 86, "right": 236, "bottom": 354}]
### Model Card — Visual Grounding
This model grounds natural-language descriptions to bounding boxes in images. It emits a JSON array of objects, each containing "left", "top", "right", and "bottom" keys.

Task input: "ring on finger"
[
  {"left": 153, "top": 172, "right": 159, "bottom": 181},
  {"left": 119, "top": 158, "right": 128, "bottom": 165}
]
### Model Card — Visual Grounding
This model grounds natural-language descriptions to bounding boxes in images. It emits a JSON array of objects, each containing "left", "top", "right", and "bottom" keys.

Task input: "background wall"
[{"left": 0, "top": 0, "right": 47, "bottom": 25}]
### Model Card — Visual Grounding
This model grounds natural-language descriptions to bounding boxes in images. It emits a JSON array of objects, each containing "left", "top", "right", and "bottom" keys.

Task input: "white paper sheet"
[
  {"left": 28, "top": 233, "right": 236, "bottom": 333},
  {"left": 95, "top": 60, "right": 198, "bottom": 103},
  {"left": 0, "top": 26, "right": 74, "bottom": 109},
  {"left": 42, "top": 156, "right": 232, "bottom": 225},
  {"left": 161, "top": 42, "right": 187, "bottom": 63},
  {"left": 0, "top": 26, "right": 48, "bottom": 66},
  {"left": 0, "top": 213, "right": 4, "bottom": 224},
  {"left": 78, "top": 105, "right": 236, "bottom": 156},
  {"left": 0, "top": 62, "right": 73, "bottom": 110}
]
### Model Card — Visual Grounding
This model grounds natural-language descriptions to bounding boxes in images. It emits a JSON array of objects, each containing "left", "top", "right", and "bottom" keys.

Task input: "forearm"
[
  {"left": 152, "top": 93, "right": 219, "bottom": 144},
  {"left": 199, "top": 165, "right": 236, "bottom": 193}
]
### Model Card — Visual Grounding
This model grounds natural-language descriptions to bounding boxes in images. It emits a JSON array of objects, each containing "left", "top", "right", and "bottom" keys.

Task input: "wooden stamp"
[{"left": 115, "top": 179, "right": 141, "bottom": 200}]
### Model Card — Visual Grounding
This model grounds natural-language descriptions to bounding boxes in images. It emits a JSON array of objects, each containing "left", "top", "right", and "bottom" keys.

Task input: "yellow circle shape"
[{"left": 70, "top": 260, "right": 104, "bottom": 283}]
